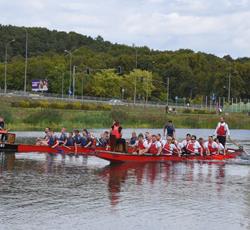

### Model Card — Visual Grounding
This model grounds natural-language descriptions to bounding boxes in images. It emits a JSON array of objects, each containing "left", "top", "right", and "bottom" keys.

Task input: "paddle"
[{"left": 228, "top": 136, "right": 243, "bottom": 149}]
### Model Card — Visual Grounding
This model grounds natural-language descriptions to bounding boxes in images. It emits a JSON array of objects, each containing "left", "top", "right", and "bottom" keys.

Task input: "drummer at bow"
[{"left": 0, "top": 117, "right": 8, "bottom": 142}]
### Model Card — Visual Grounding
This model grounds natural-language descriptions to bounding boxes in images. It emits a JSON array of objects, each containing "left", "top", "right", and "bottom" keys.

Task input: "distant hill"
[{"left": 0, "top": 24, "right": 249, "bottom": 100}]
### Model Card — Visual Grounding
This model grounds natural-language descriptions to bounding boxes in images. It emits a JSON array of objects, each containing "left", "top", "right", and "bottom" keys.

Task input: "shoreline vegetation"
[{"left": 1, "top": 97, "right": 250, "bottom": 131}]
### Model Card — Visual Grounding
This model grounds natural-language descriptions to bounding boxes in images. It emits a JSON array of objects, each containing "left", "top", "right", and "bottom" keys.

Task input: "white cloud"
[{"left": 0, "top": 0, "right": 250, "bottom": 57}]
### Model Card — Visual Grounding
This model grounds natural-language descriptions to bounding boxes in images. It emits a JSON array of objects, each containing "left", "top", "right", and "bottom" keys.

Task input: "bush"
[
  {"left": 183, "top": 108, "right": 192, "bottom": 113},
  {"left": 19, "top": 100, "right": 30, "bottom": 108},
  {"left": 0, "top": 108, "right": 13, "bottom": 123},
  {"left": 72, "top": 102, "right": 82, "bottom": 110},
  {"left": 29, "top": 101, "right": 41, "bottom": 108},
  {"left": 39, "top": 101, "right": 49, "bottom": 108},
  {"left": 24, "top": 109, "right": 62, "bottom": 124}
]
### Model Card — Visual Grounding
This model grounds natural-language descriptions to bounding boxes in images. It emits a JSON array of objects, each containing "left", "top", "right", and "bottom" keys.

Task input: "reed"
[{"left": 1, "top": 100, "right": 250, "bottom": 130}]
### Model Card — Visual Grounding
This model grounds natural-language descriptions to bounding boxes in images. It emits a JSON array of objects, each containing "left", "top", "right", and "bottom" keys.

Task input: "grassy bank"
[{"left": 1, "top": 104, "right": 250, "bottom": 131}]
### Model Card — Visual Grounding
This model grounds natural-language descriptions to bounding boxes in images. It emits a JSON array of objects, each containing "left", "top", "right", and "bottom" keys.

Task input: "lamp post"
[
  {"left": 4, "top": 39, "right": 15, "bottom": 94},
  {"left": 228, "top": 72, "right": 231, "bottom": 103},
  {"left": 132, "top": 43, "right": 138, "bottom": 69},
  {"left": 72, "top": 65, "right": 77, "bottom": 99},
  {"left": 61, "top": 73, "right": 64, "bottom": 99},
  {"left": 64, "top": 50, "right": 72, "bottom": 97},
  {"left": 24, "top": 29, "right": 28, "bottom": 93},
  {"left": 133, "top": 75, "right": 137, "bottom": 104}
]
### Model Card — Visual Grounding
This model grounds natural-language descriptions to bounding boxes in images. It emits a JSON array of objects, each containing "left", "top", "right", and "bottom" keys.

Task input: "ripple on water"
[{"left": 0, "top": 144, "right": 250, "bottom": 230}]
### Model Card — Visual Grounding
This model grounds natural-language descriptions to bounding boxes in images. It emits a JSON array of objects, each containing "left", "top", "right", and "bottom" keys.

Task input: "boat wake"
[{"left": 227, "top": 152, "right": 250, "bottom": 165}]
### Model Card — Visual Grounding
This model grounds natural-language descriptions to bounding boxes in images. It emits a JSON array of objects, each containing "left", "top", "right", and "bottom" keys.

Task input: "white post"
[
  {"left": 61, "top": 73, "right": 64, "bottom": 99},
  {"left": 72, "top": 65, "right": 76, "bottom": 99},
  {"left": 167, "top": 77, "right": 170, "bottom": 106},
  {"left": 228, "top": 73, "right": 231, "bottom": 103},
  {"left": 133, "top": 75, "right": 137, "bottom": 104}
]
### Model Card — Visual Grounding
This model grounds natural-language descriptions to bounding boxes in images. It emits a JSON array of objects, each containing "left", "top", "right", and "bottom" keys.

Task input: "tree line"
[{"left": 0, "top": 24, "right": 250, "bottom": 103}]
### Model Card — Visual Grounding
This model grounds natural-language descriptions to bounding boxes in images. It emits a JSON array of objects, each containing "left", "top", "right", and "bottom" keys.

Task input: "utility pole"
[
  {"left": 166, "top": 77, "right": 170, "bottom": 106},
  {"left": 61, "top": 73, "right": 64, "bottom": 99},
  {"left": 133, "top": 75, "right": 137, "bottom": 104},
  {"left": 24, "top": 29, "right": 28, "bottom": 93},
  {"left": 72, "top": 65, "right": 76, "bottom": 99},
  {"left": 64, "top": 50, "right": 72, "bottom": 97},
  {"left": 133, "top": 43, "right": 138, "bottom": 69},
  {"left": 146, "top": 76, "right": 149, "bottom": 104},
  {"left": 228, "top": 73, "right": 231, "bottom": 103}
]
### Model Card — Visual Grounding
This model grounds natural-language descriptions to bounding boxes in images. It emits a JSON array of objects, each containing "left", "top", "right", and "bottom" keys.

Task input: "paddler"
[
  {"left": 186, "top": 135, "right": 203, "bottom": 156},
  {"left": 35, "top": 127, "right": 50, "bottom": 145},
  {"left": 73, "top": 129, "right": 82, "bottom": 154},
  {"left": 162, "top": 136, "right": 180, "bottom": 156},
  {"left": 204, "top": 136, "right": 219, "bottom": 155},
  {"left": 147, "top": 135, "right": 162, "bottom": 155},
  {"left": 0, "top": 117, "right": 7, "bottom": 142},
  {"left": 58, "top": 127, "right": 67, "bottom": 145},
  {"left": 47, "top": 130, "right": 59, "bottom": 148},
  {"left": 65, "top": 132, "right": 75, "bottom": 146},
  {"left": 214, "top": 117, "right": 230, "bottom": 146}
]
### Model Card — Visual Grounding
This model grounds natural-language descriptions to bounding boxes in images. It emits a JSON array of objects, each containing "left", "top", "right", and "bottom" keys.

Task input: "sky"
[{"left": 1, "top": 0, "right": 250, "bottom": 58}]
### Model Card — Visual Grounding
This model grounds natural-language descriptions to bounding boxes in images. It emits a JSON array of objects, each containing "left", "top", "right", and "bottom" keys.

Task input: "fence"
[{"left": 0, "top": 89, "right": 249, "bottom": 112}]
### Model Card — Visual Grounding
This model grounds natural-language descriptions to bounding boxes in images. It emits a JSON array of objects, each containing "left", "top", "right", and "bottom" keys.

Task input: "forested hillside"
[{"left": 0, "top": 24, "right": 250, "bottom": 102}]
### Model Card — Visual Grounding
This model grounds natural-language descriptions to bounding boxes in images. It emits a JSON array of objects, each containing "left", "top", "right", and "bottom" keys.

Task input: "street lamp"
[
  {"left": 133, "top": 75, "right": 137, "bottom": 104},
  {"left": 228, "top": 72, "right": 231, "bottom": 103},
  {"left": 132, "top": 43, "right": 138, "bottom": 69},
  {"left": 72, "top": 65, "right": 77, "bottom": 99},
  {"left": 4, "top": 39, "right": 15, "bottom": 94},
  {"left": 24, "top": 29, "right": 28, "bottom": 93},
  {"left": 64, "top": 49, "right": 72, "bottom": 97}
]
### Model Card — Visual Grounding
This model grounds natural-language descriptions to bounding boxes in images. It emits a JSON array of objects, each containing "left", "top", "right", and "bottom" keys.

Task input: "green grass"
[{"left": 1, "top": 96, "right": 250, "bottom": 130}]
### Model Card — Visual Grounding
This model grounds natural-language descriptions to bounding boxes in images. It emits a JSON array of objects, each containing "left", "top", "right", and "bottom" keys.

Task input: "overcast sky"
[{"left": 1, "top": 0, "right": 250, "bottom": 58}]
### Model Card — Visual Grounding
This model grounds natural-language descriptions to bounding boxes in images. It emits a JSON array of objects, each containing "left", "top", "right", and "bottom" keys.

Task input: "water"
[{"left": 0, "top": 129, "right": 250, "bottom": 230}]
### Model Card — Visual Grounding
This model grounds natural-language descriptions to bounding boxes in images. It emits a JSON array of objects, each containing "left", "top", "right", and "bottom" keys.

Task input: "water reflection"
[
  {"left": 98, "top": 161, "right": 227, "bottom": 206},
  {"left": 0, "top": 152, "right": 15, "bottom": 172},
  {"left": 0, "top": 152, "right": 249, "bottom": 230}
]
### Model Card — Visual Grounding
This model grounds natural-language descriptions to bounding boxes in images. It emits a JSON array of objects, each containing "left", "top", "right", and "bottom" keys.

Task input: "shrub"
[
  {"left": 183, "top": 108, "right": 192, "bottom": 113},
  {"left": 0, "top": 108, "right": 13, "bottom": 123},
  {"left": 29, "top": 101, "right": 41, "bottom": 108},
  {"left": 24, "top": 109, "right": 62, "bottom": 124},
  {"left": 39, "top": 101, "right": 49, "bottom": 108},
  {"left": 19, "top": 100, "right": 30, "bottom": 108},
  {"left": 72, "top": 102, "right": 82, "bottom": 110}
]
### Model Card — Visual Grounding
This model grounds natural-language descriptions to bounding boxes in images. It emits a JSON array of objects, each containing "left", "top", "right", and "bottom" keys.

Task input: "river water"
[{"left": 0, "top": 129, "right": 250, "bottom": 230}]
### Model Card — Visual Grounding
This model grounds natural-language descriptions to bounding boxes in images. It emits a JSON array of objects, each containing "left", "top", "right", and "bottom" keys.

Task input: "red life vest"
[
  {"left": 208, "top": 142, "right": 218, "bottom": 154},
  {"left": 111, "top": 125, "right": 121, "bottom": 139},
  {"left": 163, "top": 143, "right": 172, "bottom": 155},
  {"left": 138, "top": 140, "right": 145, "bottom": 150},
  {"left": 148, "top": 142, "right": 158, "bottom": 155},
  {"left": 186, "top": 142, "right": 194, "bottom": 153},
  {"left": 217, "top": 125, "right": 226, "bottom": 136}
]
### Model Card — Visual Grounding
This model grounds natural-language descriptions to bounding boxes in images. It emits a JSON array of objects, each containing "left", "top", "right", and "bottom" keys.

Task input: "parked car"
[{"left": 109, "top": 99, "right": 123, "bottom": 105}]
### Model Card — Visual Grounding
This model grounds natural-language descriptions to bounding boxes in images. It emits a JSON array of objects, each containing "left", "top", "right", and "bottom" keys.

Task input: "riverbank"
[{"left": 1, "top": 104, "right": 250, "bottom": 131}]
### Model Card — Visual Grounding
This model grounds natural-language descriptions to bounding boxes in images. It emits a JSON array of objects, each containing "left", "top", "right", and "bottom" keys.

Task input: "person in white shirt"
[
  {"left": 204, "top": 136, "right": 219, "bottom": 155},
  {"left": 179, "top": 133, "right": 191, "bottom": 153},
  {"left": 186, "top": 135, "right": 203, "bottom": 156},
  {"left": 214, "top": 117, "right": 230, "bottom": 147},
  {"left": 215, "top": 138, "right": 226, "bottom": 155},
  {"left": 147, "top": 135, "right": 162, "bottom": 155},
  {"left": 162, "top": 136, "right": 180, "bottom": 156}
]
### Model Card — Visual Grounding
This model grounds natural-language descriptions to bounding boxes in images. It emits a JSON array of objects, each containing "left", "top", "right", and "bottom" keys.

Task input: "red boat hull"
[
  {"left": 17, "top": 144, "right": 103, "bottom": 155},
  {"left": 95, "top": 149, "right": 243, "bottom": 163}
]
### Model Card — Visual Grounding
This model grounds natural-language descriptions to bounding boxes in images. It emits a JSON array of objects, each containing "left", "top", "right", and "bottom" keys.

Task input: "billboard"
[{"left": 32, "top": 80, "right": 48, "bottom": 92}]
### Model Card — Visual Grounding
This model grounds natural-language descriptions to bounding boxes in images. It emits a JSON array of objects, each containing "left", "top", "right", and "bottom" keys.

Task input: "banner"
[{"left": 32, "top": 80, "right": 48, "bottom": 92}]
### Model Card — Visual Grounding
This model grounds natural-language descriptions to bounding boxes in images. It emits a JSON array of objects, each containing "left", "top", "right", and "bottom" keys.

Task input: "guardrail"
[{"left": 1, "top": 89, "right": 249, "bottom": 112}]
